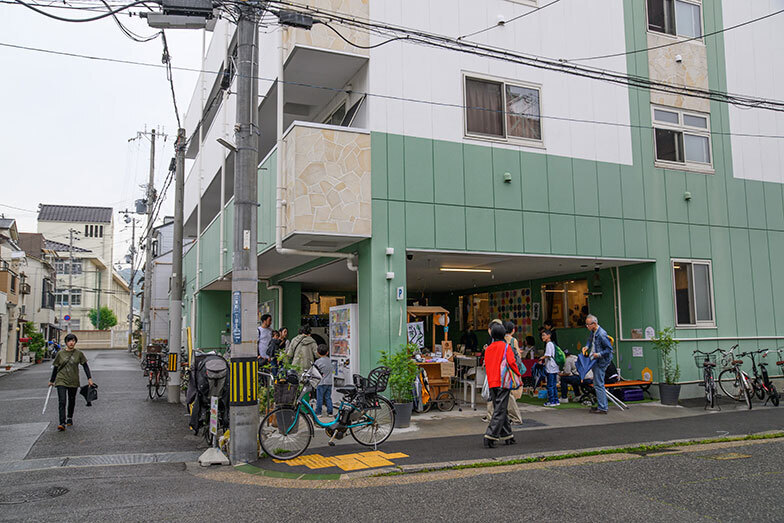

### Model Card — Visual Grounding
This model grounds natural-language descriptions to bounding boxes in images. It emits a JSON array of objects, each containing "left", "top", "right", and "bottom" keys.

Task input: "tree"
[{"left": 88, "top": 307, "right": 118, "bottom": 330}]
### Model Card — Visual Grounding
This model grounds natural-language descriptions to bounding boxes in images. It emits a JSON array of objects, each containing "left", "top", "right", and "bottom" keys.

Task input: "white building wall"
[
  {"left": 150, "top": 252, "right": 172, "bottom": 341},
  {"left": 368, "top": 0, "right": 633, "bottom": 165},
  {"left": 722, "top": 0, "right": 784, "bottom": 184}
]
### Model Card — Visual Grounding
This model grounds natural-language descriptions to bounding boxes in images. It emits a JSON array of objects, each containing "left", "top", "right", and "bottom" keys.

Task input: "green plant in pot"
[
  {"left": 652, "top": 327, "right": 681, "bottom": 405},
  {"left": 379, "top": 343, "right": 419, "bottom": 428}
]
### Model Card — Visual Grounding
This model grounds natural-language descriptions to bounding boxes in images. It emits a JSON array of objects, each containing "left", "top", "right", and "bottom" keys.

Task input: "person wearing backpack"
[{"left": 540, "top": 329, "right": 560, "bottom": 407}]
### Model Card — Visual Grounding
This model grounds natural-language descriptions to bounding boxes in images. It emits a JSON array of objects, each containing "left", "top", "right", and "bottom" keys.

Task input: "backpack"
[{"left": 554, "top": 345, "right": 566, "bottom": 370}]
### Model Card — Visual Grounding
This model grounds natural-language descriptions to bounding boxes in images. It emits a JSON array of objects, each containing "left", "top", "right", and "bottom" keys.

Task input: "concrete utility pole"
[
  {"left": 119, "top": 210, "right": 139, "bottom": 351},
  {"left": 167, "top": 128, "right": 186, "bottom": 403},
  {"left": 142, "top": 128, "right": 157, "bottom": 351},
  {"left": 67, "top": 228, "right": 77, "bottom": 334},
  {"left": 229, "top": 6, "right": 260, "bottom": 463}
]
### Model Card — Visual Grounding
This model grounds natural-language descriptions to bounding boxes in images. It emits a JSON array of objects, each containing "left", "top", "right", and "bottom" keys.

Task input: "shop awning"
[{"left": 407, "top": 306, "right": 449, "bottom": 316}]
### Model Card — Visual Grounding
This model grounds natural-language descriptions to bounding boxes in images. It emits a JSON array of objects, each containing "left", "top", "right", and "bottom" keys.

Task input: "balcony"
[
  {"left": 282, "top": 0, "right": 369, "bottom": 61},
  {"left": 280, "top": 122, "right": 371, "bottom": 250},
  {"left": 0, "top": 266, "right": 18, "bottom": 305}
]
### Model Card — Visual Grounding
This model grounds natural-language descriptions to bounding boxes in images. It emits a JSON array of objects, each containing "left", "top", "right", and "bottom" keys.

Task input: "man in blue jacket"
[{"left": 586, "top": 314, "right": 614, "bottom": 414}]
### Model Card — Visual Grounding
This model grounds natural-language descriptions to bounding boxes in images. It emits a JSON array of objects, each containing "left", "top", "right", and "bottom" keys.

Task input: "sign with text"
[
  {"left": 407, "top": 321, "right": 425, "bottom": 349},
  {"left": 231, "top": 291, "right": 242, "bottom": 343}
]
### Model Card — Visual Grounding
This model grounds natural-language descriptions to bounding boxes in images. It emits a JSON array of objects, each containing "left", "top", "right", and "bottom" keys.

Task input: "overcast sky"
[{"left": 0, "top": 5, "right": 208, "bottom": 266}]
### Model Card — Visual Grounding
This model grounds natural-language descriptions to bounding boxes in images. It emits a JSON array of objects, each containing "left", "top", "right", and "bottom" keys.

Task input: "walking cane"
[{"left": 42, "top": 385, "right": 53, "bottom": 415}]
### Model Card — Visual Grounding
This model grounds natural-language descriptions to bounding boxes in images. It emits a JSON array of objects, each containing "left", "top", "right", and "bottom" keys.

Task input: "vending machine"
[{"left": 329, "top": 303, "right": 359, "bottom": 404}]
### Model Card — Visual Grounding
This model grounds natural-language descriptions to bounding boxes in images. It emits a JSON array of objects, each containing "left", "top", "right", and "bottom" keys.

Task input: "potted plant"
[
  {"left": 379, "top": 343, "right": 419, "bottom": 428},
  {"left": 652, "top": 327, "right": 681, "bottom": 405}
]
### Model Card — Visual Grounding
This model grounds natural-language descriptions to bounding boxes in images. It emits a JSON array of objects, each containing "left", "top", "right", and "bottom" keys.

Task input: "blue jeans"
[
  {"left": 315, "top": 384, "right": 333, "bottom": 415},
  {"left": 546, "top": 373, "right": 558, "bottom": 404},
  {"left": 594, "top": 361, "right": 610, "bottom": 411}
]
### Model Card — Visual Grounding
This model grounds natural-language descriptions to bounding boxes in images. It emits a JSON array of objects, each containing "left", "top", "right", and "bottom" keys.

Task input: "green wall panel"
[
  {"left": 725, "top": 178, "right": 748, "bottom": 228},
  {"left": 492, "top": 147, "right": 522, "bottom": 210},
  {"left": 728, "top": 228, "right": 755, "bottom": 335},
  {"left": 523, "top": 212, "right": 550, "bottom": 254},
  {"left": 521, "top": 152, "right": 548, "bottom": 212},
  {"left": 667, "top": 223, "right": 691, "bottom": 258},
  {"left": 549, "top": 214, "right": 576, "bottom": 256},
  {"left": 465, "top": 207, "right": 496, "bottom": 251},
  {"left": 689, "top": 225, "right": 711, "bottom": 258},
  {"left": 435, "top": 205, "right": 466, "bottom": 250},
  {"left": 705, "top": 172, "right": 729, "bottom": 226},
  {"left": 623, "top": 220, "right": 648, "bottom": 259},
  {"left": 463, "top": 143, "right": 494, "bottom": 207},
  {"left": 494, "top": 210, "right": 523, "bottom": 253},
  {"left": 745, "top": 182, "right": 767, "bottom": 230},
  {"left": 708, "top": 226, "right": 736, "bottom": 337},
  {"left": 619, "top": 165, "right": 646, "bottom": 220},
  {"left": 664, "top": 170, "right": 688, "bottom": 223},
  {"left": 618, "top": 263, "right": 658, "bottom": 338},
  {"left": 768, "top": 231, "right": 784, "bottom": 334},
  {"left": 405, "top": 202, "right": 435, "bottom": 248},
  {"left": 223, "top": 201, "right": 234, "bottom": 274},
  {"left": 370, "top": 132, "right": 388, "bottom": 199},
  {"left": 387, "top": 134, "right": 405, "bottom": 200},
  {"left": 596, "top": 162, "right": 623, "bottom": 218},
  {"left": 403, "top": 136, "right": 434, "bottom": 203},
  {"left": 685, "top": 174, "right": 709, "bottom": 225},
  {"left": 572, "top": 159, "right": 599, "bottom": 216},
  {"left": 546, "top": 156, "right": 574, "bottom": 214},
  {"left": 643, "top": 169, "right": 667, "bottom": 222},
  {"left": 748, "top": 230, "right": 775, "bottom": 334},
  {"left": 599, "top": 218, "right": 624, "bottom": 257},
  {"left": 199, "top": 217, "right": 221, "bottom": 286},
  {"left": 763, "top": 183, "right": 784, "bottom": 231},
  {"left": 433, "top": 140, "right": 465, "bottom": 205},
  {"left": 196, "top": 290, "right": 230, "bottom": 349},
  {"left": 575, "top": 216, "right": 601, "bottom": 256}
]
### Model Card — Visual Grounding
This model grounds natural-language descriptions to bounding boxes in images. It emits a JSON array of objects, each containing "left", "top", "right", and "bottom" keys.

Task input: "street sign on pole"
[
  {"left": 64, "top": 315, "right": 71, "bottom": 322},
  {"left": 231, "top": 291, "right": 242, "bottom": 344}
]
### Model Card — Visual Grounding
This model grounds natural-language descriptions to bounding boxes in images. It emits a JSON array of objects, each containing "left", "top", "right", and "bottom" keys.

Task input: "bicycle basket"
[
  {"left": 273, "top": 381, "right": 298, "bottom": 406},
  {"left": 693, "top": 353, "right": 716, "bottom": 369}
]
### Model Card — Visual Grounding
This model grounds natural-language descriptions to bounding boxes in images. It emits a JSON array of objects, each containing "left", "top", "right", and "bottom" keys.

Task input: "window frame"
[
  {"left": 671, "top": 258, "right": 716, "bottom": 328},
  {"left": 651, "top": 105, "right": 713, "bottom": 172},
  {"left": 646, "top": 0, "right": 705, "bottom": 41},
  {"left": 540, "top": 279, "right": 590, "bottom": 329},
  {"left": 462, "top": 72, "right": 545, "bottom": 148}
]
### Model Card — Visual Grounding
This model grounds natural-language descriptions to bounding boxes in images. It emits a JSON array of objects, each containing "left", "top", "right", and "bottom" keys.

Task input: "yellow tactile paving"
[{"left": 273, "top": 450, "right": 409, "bottom": 471}]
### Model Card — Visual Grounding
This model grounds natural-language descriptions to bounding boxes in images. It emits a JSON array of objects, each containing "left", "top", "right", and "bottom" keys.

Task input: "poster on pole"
[
  {"left": 407, "top": 322, "right": 425, "bottom": 349},
  {"left": 231, "top": 291, "right": 242, "bottom": 343}
]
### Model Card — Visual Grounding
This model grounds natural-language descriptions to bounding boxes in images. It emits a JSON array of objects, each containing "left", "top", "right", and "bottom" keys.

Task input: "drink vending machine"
[{"left": 328, "top": 303, "right": 359, "bottom": 405}]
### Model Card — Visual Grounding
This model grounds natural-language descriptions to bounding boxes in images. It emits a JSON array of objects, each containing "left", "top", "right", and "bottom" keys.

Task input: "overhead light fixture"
[
  {"left": 440, "top": 267, "right": 491, "bottom": 273},
  {"left": 216, "top": 137, "right": 237, "bottom": 152}
]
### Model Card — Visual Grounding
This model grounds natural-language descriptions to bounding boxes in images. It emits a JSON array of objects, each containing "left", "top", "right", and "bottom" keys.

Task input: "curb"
[{"left": 236, "top": 430, "right": 784, "bottom": 481}]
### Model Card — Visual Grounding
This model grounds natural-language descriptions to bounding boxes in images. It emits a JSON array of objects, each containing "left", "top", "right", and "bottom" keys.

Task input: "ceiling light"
[{"left": 440, "top": 267, "right": 492, "bottom": 273}]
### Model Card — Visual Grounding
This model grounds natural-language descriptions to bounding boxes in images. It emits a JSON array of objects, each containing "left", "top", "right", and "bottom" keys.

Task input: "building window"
[
  {"left": 672, "top": 260, "right": 714, "bottom": 327},
  {"left": 465, "top": 75, "right": 542, "bottom": 144},
  {"left": 99, "top": 225, "right": 104, "bottom": 238},
  {"left": 647, "top": 0, "right": 702, "bottom": 38},
  {"left": 85, "top": 225, "right": 89, "bottom": 237},
  {"left": 10, "top": 274, "right": 17, "bottom": 293},
  {"left": 55, "top": 290, "right": 68, "bottom": 305},
  {"left": 652, "top": 106, "right": 711, "bottom": 169},
  {"left": 541, "top": 280, "right": 590, "bottom": 329},
  {"left": 70, "top": 289, "right": 82, "bottom": 306},
  {"left": 69, "top": 319, "right": 81, "bottom": 329}
]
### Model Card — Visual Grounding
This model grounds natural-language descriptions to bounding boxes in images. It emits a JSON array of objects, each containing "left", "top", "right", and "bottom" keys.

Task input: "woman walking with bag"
[
  {"left": 483, "top": 322, "right": 521, "bottom": 448},
  {"left": 48, "top": 333, "right": 93, "bottom": 432}
]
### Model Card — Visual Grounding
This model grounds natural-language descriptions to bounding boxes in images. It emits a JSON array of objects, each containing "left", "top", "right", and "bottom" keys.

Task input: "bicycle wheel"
[
  {"left": 156, "top": 370, "right": 168, "bottom": 397},
  {"left": 148, "top": 372, "right": 156, "bottom": 400},
  {"left": 769, "top": 385, "right": 779, "bottom": 407},
  {"left": 704, "top": 375, "right": 715, "bottom": 409},
  {"left": 350, "top": 396, "right": 395, "bottom": 447},
  {"left": 436, "top": 391, "right": 456, "bottom": 412},
  {"left": 259, "top": 407, "right": 313, "bottom": 460},
  {"left": 718, "top": 369, "right": 743, "bottom": 401},
  {"left": 753, "top": 379, "right": 765, "bottom": 401},
  {"left": 743, "top": 384, "right": 753, "bottom": 410}
]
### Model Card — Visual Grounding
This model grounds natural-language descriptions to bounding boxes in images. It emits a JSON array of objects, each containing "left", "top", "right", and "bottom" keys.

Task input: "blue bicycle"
[{"left": 258, "top": 366, "right": 395, "bottom": 460}]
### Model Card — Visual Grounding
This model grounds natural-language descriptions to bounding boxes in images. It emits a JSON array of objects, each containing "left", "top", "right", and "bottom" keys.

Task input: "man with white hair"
[{"left": 585, "top": 314, "right": 614, "bottom": 414}]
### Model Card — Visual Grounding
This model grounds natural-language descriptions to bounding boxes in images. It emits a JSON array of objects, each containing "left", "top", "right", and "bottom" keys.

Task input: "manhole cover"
[{"left": 0, "top": 486, "right": 69, "bottom": 505}]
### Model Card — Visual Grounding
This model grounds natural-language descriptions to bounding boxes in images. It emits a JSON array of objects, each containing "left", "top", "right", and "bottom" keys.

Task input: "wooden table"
[{"left": 415, "top": 361, "right": 452, "bottom": 399}]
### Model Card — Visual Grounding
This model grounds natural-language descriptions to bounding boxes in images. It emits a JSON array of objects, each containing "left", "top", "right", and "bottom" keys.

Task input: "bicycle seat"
[
  {"left": 777, "top": 361, "right": 784, "bottom": 366},
  {"left": 758, "top": 362, "right": 768, "bottom": 367},
  {"left": 732, "top": 360, "right": 743, "bottom": 365},
  {"left": 336, "top": 385, "right": 357, "bottom": 395},
  {"left": 702, "top": 362, "right": 716, "bottom": 368}
]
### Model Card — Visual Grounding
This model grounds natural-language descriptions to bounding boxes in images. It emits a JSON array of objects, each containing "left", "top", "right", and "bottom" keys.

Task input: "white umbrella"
[{"left": 42, "top": 385, "right": 53, "bottom": 415}]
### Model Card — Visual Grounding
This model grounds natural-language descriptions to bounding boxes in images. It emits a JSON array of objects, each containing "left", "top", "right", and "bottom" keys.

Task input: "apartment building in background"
[{"left": 179, "top": 0, "right": 784, "bottom": 397}]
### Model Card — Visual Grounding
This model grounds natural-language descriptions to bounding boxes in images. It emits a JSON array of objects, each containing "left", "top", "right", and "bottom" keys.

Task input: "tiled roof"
[
  {"left": 38, "top": 205, "right": 113, "bottom": 223},
  {"left": 0, "top": 218, "right": 16, "bottom": 229},
  {"left": 44, "top": 239, "right": 91, "bottom": 253}
]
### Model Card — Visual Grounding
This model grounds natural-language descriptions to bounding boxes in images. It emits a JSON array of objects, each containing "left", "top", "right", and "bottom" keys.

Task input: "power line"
[
  {"left": 99, "top": 0, "right": 162, "bottom": 43},
  {"left": 12, "top": 0, "right": 154, "bottom": 22},
  {"left": 160, "top": 30, "right": 181, "bottom": 128},
  {"left": 3, "top": 39, "right": 784, "bottom": 140},
  {"left": 0, "top": 202, "right": 38, "bottom": 213},
  {"left": 458, "top": 0, "right": 563, "bottom": 40},
  {"left": 568, "top": 7, "right": 784, "bottom": 62}
]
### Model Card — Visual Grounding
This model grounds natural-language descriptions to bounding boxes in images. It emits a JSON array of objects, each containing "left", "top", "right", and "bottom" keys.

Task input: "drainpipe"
[
  {"left": 260, "top": 279, "right": 283, "bottom": 327},
  {"left": 274, "top": 27, "right": 357, "bottom": 272}
]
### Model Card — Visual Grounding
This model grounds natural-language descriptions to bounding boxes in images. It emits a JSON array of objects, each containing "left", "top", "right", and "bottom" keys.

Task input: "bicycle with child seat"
[
  {"left": 717, "top": 344, "right": 754, "bottom": 410},
  {"left": 693, "top": 349, "right": 721, "bottom": 410},
  {"left": 749, "top": 349, "right": 780, "bottom": 406},
  {"left": 258, "top": 366, "right": 395, "bottom": 460},
  {"left": 143, "top": 352, "right": 168, "bottom": 399}
]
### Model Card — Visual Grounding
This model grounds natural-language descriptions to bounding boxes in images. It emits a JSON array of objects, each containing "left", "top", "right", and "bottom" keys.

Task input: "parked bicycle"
[
  {"left": 143, "top": 352, "right": 168, "bottom": 399},
  {"left": 751, "top": 349, "right": 780, "bottom": 406},
  {"left": 693, "top": 349, "right": 721, "bottom": 410},
  {"left": 258, "top": 366, "right": 395, "bottom": 460},
  {"left": 717, "top": 344, "right": 754, "bottom": 410}
]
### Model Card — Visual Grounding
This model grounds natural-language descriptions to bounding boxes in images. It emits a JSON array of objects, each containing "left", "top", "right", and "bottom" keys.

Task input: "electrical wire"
[
  {"left": 12, "top": 0, "right": 155, "bottom": 22},
  {"left": 568, "top": 7, "right": 784, "bottom": 62},
  {"left": 317, "top": 21, "right": 409, "bottom": 49},
  {"left": 99, "top": 0, "right": 161, "bottom": 43},
  {"left": 458, "top": 0, "right": 563, "bottom": 40},
  {"left": 161, "top": 30, "right": 182, "bottom": 128},
  {"left": 2, "top": 39, "right": 784, "bottom": 140}
]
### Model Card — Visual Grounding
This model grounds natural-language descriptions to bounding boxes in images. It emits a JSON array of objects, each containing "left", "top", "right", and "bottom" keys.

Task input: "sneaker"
[
  {"left": 57, "top": 425, "right": 65, "bottom": 431},
  {"left": 554, "top": 402, "right": 561, "bottom": 406},
  {"left": 543, "top": 402, "right": 555, "bottom": 407},
  {"left": 561, "top": 398, "right": 570, "bottom": 403},
  {"left": 66, "top": 418, "right": 73, "bottom": 426}
]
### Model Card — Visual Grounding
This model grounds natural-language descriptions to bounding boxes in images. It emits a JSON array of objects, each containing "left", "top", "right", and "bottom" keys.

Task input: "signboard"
[
  {"left": 64, "top": 315, "right": 71, "bottom": 321},
  {"left": 644, "top": 326, "right": 655, "bottom": 340},
  {"left": 231, "top": 291, "right": 242, "bottom": 343},
  {"left": 209, "top": 396, "right": 218, "bottom": 435},
  {"left": 407, "top": 321, "right": 425, "bottom": 349},
  {"left": 632, "top": 346, "right": 644, "bottom": 358},
  {"left": 396, "top": 286, "right": 405, "bottom": 301}
]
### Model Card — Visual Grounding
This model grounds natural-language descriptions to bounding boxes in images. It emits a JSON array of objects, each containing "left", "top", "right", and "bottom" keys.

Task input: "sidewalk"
[
  {"left": 246, "top": 395, "right": 784, "bottom": 479},
  {"left": 0, "top": 360, "right": 36, "bottom": 376}
]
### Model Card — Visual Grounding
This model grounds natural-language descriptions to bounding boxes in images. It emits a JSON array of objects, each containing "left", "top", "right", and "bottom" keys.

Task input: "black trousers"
[
  {"left": 485, "top": 387, "right": 513, "bottom": 441},
  {"left": 57, "top": 386, "right": 78, "bottom": 425},
  {"left": 560, "top": 375, "right": 582, "bottom": 398}
]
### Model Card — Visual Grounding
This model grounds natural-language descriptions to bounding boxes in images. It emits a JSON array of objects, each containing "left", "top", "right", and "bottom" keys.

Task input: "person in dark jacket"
[
  {"left": 483, "top": 322, "right": 521, "bottom": 448},
  {"left": 48, "top": 333, "right": 93, "bottom": 431}
]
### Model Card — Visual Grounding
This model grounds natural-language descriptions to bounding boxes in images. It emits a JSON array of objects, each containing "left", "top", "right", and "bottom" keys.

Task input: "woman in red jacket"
[{"left": 483, "top": 322, "right": 521, "bottom": 448}]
